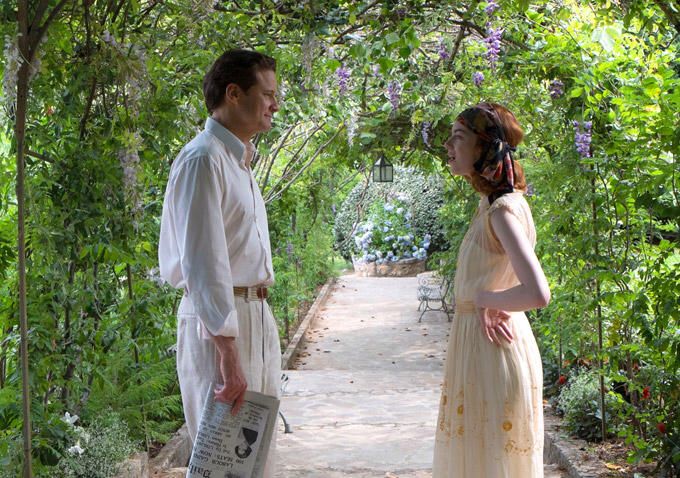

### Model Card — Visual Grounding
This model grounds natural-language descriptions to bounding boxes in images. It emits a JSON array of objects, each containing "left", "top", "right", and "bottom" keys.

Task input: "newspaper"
[{"left": 187, "top": 388, "right": 280, "bottom": 478}]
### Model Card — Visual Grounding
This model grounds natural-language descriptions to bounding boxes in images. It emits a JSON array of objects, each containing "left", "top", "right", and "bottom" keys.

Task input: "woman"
[{"left": 433, "top": 103, "right": 550, "bottom": 477}]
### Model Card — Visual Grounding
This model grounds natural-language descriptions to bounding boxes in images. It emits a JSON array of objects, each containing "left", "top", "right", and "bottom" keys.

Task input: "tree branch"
[
  {"left": 652, "top": 0, "right": 680, "bottom": 35},
  {"left": 257, "top": 123, "right": 298, "bottom": 191},
  {"left": 265, "top": 124, "right": 344, "bottom": 204},
  {"left": 79, "top": 78, "right": 97, "bottom": 140},
  {"left": 26, "top": 149, "right": 54, "bottom": 163},
  {"left": 32, "top": 0, "right": 70, "bottom": 58}
]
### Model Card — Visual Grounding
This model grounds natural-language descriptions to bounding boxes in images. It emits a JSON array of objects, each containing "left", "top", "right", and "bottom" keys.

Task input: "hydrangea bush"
[
  {"left": 352, "top": 196, "right": 431, "bottom": 264},
  {"left": 334, "top": 167, "right": 446, "bottom": 261}
]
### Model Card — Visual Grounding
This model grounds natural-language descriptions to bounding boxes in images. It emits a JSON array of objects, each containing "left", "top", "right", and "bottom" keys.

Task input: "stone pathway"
[{"left": 275, "top": 274, "right": 566, "bottom": 477}]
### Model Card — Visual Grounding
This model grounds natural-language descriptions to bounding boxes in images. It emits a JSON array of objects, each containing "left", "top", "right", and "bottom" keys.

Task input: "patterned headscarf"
[{"left": 456, "top": 103, "right": 517, "bottom": 199}]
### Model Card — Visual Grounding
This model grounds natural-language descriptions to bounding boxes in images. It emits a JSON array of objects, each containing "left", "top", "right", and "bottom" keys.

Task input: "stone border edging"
[
  {"left": 149, "top": 424, "right": 192, "bottom": 475},
  {"left": 544, "top": 405, "right": 607, "bottom": 478},
  {"left": 281, "top": 276, "right": 337, "bottom": 370},
  {"left": 113, "top": 452, "right": 148, "bottom": 478}
]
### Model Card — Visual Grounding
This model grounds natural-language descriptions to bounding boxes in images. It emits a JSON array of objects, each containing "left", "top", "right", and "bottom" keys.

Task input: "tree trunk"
[{"left": 16, "top": 0, "right": 33, "bottom": 474}]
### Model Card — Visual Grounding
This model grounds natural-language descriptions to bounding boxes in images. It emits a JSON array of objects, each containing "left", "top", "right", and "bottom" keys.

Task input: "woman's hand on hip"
[{"left": 477, "top": 306, "right": 513, "bottom": 346}]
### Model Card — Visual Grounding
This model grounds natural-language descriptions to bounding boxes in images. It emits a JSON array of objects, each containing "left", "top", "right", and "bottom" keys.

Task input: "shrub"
[
  {"left": 52, "top": 412, "right": 137, "bottom": 478},
  {"left": 351, "top": 195, "right": 431, "bottom": 263},
  {"left": 334, "top": 167, "right": 445, "bottom": 261},
  {"left": 556, "top": 368, "right": 627, "bottom": 442}
]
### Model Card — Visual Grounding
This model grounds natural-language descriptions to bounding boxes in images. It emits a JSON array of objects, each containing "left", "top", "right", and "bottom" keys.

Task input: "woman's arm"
[{"left": 475, "top": 207, "right": 550, "bottom": 312}]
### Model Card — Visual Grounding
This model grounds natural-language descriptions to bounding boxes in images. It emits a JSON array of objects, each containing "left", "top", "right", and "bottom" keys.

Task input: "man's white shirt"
[{"left": 159, "top": 117, "right": 274, "bottom": 338}]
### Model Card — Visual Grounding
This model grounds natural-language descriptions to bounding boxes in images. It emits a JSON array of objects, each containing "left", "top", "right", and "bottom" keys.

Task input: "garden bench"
[{"left": 416, "top": 272, "right": 454, "bottom": 322}]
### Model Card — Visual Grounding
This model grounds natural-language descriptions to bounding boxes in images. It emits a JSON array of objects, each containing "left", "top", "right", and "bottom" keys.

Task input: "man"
[{"left": 158, "top": 49, "right": 281, "bottom": 475}]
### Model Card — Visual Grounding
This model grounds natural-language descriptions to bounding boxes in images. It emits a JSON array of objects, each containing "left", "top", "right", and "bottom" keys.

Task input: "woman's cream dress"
[{"left": 432, "top": 192, "right": 544, "bottom": 477}]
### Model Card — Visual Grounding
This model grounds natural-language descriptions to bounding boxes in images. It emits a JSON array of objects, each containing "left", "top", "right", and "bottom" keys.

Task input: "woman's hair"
[
  {"left": 203, "top": 49, "right": 277, "bottom": 114},
  {"left": 460, "top": 103, "right": 527, "bottom": 197}
]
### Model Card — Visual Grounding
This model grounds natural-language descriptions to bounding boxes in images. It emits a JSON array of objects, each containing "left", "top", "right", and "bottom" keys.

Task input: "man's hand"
[
  {"left": 477, "top": 307, "right": 513, "bottom": 346},
  {"left": 212, "top": 336, "right": 248, "bottom": 415}
]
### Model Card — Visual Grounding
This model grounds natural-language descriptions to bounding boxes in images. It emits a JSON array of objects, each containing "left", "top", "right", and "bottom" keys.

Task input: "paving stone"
[
  {"left": 276, "top": 274, "right": 567, "bottom": 477},
  {"left": 154, "top": 275, "right": 569, "bottom": 477}
]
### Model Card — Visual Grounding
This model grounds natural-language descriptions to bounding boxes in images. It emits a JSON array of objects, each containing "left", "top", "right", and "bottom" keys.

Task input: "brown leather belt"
[{"left": 233, "top": 286, "right": 268, "bottom": 300}]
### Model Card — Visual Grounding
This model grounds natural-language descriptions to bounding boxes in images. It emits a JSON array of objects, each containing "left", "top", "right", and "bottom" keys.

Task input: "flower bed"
[
  {"left": 350, "top": 195, "right": 432, "bottom": 277},
  {"left": 352, "top": 256, "right": 426, "bottom": 277}
]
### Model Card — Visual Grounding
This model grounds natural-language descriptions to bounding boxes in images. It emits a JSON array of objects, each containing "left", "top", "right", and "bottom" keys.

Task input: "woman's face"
[{"left": 444, "top": 121, "right": 479, "bottom": 177}]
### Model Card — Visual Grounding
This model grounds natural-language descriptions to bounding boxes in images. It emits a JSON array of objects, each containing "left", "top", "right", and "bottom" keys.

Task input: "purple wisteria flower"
[
  {"left": 421, "top": 121, "right": 431, "bottom": 146},
  {"left": 484, "top": 0, "right": 500, "bottom": 15},
  {"left": 336, "top": 65, "right": 351, "bottom": 94},
  {"left": 387, "top": 81, "right": 401, "bottom": 111},
  {"left": 549, "top": 79, "right": 564, "bottom": 99},
  {"left": 572, "top": 120, "right": 592, "bottom": 158},
  {"left": 473, "top": 71, "right": 485, "bottom": 87},
  {"left": 483, "top": 27, "right": 503, "bottom": 69},
  {"left": 438, "top": 39, "right": 450, "bottom": 60}
]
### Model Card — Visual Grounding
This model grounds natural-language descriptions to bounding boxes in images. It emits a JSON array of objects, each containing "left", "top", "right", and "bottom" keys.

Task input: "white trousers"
[{"left": 176, "top": 294, "right": 281, "bottom": 477}]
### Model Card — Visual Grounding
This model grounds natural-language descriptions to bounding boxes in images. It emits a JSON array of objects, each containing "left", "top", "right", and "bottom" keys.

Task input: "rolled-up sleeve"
[{"left": 171, "top": 155, "right": 239, "bottom": 338}]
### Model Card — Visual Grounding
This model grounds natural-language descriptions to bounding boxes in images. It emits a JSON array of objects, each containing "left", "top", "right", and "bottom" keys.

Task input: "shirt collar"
[{"left": 205, "top": 117, "right": 255, "bottom": 169}]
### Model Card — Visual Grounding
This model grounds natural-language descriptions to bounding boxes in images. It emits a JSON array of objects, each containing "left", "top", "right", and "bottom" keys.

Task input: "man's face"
[{"left": 238, "top": 69, "right": 279, "bottom": 135}]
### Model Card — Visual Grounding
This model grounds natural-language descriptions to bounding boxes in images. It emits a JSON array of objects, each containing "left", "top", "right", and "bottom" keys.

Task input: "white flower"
[
  {"left": 68, "top": 443, "right": 85, "bottom": 455},
  {"left": 147, "top": 267, "right": 164, "bottom": 286},
  {"left": 62, "top": 412, "right": 79, "bottom": 426}
]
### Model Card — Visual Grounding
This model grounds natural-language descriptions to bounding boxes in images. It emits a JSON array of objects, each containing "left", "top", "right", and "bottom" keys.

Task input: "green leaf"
[
  {"left": 570, "top": 87, "right": 584, "bottom": 98},
  {"left": 326, "top": 59, "right": 341, "bottom": 71},
  {"left": 349, "top": 44, "right": 366, "bottom": 58},
  {"left": 385, "top": 32, "right": 400, "bottom": 45}
]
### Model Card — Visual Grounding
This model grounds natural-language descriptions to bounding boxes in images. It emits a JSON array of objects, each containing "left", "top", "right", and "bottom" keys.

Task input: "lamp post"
[{"left": 372, "top": 156, "right": 393, "bottom": 182}]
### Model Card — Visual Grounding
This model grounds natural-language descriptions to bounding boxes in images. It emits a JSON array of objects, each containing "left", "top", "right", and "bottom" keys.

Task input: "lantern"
[{"left": 372, "top": 156, "right": 393, "bottom": 182}]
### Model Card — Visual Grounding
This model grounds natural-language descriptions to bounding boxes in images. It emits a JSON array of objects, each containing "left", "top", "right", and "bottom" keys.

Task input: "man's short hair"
[{"left": 202, "top": 49, "right": 276, "bottom": 114}]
